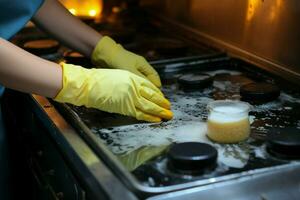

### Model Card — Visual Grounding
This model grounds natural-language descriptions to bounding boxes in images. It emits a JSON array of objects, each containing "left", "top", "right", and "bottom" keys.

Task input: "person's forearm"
[
  {"left": 0, "top": 37, "right": 62, "bottom": 97},
  {"left": 32, "top": 0, "right": 102, "bottom": 57}
]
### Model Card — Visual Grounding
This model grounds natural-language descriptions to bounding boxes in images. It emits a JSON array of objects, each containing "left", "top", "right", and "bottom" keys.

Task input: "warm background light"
[
  {"left": 60, "top": 0, "right": 103, "bottom": 19},
  {"left": 88, "top": 9, "right": 97, "bottom": 17},
  {"left": 68, "top": 8, "right": 77, "bottom": 15}
]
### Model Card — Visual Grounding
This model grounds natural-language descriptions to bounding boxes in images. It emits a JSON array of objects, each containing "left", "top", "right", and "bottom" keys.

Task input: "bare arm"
[
  {"left": 32, "top": 0, "right": 102, "bottom": 57},
  {"left": 0, "top": 37, "right": 62, "bottom": 97}
]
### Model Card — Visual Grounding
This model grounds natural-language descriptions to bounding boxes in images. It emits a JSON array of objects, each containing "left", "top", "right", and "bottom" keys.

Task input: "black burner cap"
[
  {"left": 168, "top": 142, "right": 218, "bottom": 174},
  {"left": 266, "top": 128, "right": 300, "bottom": 159},
  {"left": 240, "top": 82, "right": 280, "bottom": 104},
  {"left": 178, "top": 73, "right": 212, "bottom": 91},
  {"left": 23, "top": 39, "right": 60, "bottom": 55}
]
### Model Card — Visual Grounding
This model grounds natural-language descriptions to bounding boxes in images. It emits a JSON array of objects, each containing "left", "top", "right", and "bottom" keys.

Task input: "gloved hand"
[
  {"left": 91, "top": 36, "right": 162, "bottom": 88},
  {"left": 54, "top": 63, "right": 173, "bottom": 122}
]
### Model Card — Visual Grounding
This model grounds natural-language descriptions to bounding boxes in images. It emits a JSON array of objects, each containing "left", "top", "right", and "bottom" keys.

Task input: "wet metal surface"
[{"left": 65, "top": 60, "right": 300, "bottom": 187}]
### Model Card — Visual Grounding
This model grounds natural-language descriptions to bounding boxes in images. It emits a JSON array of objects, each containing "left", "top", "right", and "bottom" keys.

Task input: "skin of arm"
[
  {"left": 0, "top": 37, "right": 62, "bottom": 98},
  {"left": 32, "top": 0, "right": 102, "bottom": 57}
]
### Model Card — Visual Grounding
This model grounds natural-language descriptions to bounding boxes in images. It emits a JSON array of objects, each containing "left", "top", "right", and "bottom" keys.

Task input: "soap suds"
[
  {"left": 86, "top": 72, "right": 300, "bottom": 170},
  {"left": 209, "top": 105, "right": 249, "bottom": 123},
  {"left": 205, "top": 70, "right": 241, "bottom": 76},
  {"left": 93, "top": 87, "right": 254, "bottom": 168}
]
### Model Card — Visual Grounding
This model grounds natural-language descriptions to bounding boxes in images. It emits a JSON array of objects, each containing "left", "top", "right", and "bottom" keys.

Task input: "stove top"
[
  {"left": 57, "top": 57, "right": 300, "bottom": 191},
  {"left": 15, "top": 13, "right": 300, "bottom": 196}
]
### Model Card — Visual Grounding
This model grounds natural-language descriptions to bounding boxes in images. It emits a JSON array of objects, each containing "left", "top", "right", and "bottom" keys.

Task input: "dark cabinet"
[{"left": 3, "top": 90, "right": 86, "bottom": 200}]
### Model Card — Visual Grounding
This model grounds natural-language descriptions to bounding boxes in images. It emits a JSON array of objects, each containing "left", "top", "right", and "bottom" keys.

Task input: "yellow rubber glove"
[
  {"left": 91, "top": 36, "right": 162, "bottom": 88},
  {"left": 54, "top": 63, "right": 173, "bottom": 122}
]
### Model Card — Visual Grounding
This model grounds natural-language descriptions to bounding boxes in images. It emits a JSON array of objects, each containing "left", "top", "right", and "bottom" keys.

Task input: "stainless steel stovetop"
[
  {"left": 14, "top": 11, "right": 300, "bottom": 199},
  {"left": 55, "top": 55, "right": 300, "bottom": 198}
]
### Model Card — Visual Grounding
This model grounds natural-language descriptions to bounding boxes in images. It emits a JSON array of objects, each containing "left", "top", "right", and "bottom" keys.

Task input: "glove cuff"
[
  {"left": 54, "top": 63, "right": 89, "bottom": 106},
  {"left": 91, "top": 36, "right": 122, "bottom": 68}
]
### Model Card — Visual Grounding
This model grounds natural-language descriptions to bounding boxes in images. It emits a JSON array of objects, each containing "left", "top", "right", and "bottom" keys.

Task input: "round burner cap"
[
  {"left": 23, "top": 39, "right": 60, "bottom": 55},
  {"left": 178, "top": 73, "right": 212, "bottom": 91},
  {"left": 240, "top": 82, "right": 280, "bottom": 104},
  {"left": 168, "top": 142, "right": 217, "bottom": 174},
  {"left": 266, "top": 128, "right": 300, "bottom": 159}
]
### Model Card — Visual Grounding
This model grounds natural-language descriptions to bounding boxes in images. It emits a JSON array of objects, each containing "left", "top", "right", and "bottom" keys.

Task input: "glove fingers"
[
  {"left": 131, "top": 68, "right": 149, "bottom": 81},
  {"left": 125, "top": 68, "right": 161, "bottom": 96},
  {"left": 136, "top": 98, "right": 173, "bottom": 120},
  {"left": 146, "top": 72, "right": 162, "bottom": 88},
  {"left": 125, "top": 70, "right": 163, "bottom": 97},
  {"left": 136, "top": 109, "right": 162, "bottom": 122},
  {"left": 140, "top": 78, "right": 164, "bottom": 97},
  {"left": 140, "top": 87, "right": 171, "bottom": 109},
  {"left": 137, "top": 58, "right": 162, "bottom": 88}
]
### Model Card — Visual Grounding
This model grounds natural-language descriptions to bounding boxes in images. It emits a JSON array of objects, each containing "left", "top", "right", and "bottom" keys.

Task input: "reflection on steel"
[
  {"left": 246, "top": 0, "right": 260, "bottom": 22},
  {"left": 149, "top": 164, "right": 300, "bottom": 200},
  {"left": 142, "top": 0, "right": 300, "bottom": 83},
  {"left": 269, "top": 0, "right": 283, "bottom": 22}
]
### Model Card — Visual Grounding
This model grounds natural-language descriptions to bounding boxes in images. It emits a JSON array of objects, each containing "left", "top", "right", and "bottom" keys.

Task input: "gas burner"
[
  {"left": 167, "top": 142, "right": 218, "bottom": 175},
  {"left": 105, "top": 11, "right": 136, "bottom": 26},
  {"left": 99, "top": 28, "right": 136, "bottom": 43},
  {"left": 93, "top": 22, "right": 136, "bottom": 43},
  {"left": 214, "top": 74, "right": 253, "bottom": 86},
  {"left": 23, "top": 39, "right": 60, "bottom": 56},
  {"left": 63, "top": 51, "right": 92, "bottom": 67},
  {"left": 141, "top": 38, "right": 188, "bottom": 55},
  {"left": 267, "top": 128, "right": 300, "bottom": 159},
  {"left": 125, "top": 37, "right": 192, "bottom": 61},
  {"left": 178, "top": 73, "right": 212, "bottom": 91},
  {"left": 240, "top": 82, "right": 280, "bottom": 104}
]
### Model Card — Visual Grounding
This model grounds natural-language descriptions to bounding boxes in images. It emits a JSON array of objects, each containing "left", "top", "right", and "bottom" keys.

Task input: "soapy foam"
[
  {"left": 213, "top": 106, "right": 244, "bottom": 113},
  {"left": 209, "top": 105, "right": 248, "bottom": 123},
  {"left": 92, "top": 88, "right": 253, "bottom": 168},
  {"left": 204, "top": 70, "right": 241, "bottom": 76},
  {"left": 83, "top": 71, "right": 300, "bottom": 169},
  {"left": 95, "top": 121, "right": 250, "bottom": 168}
]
